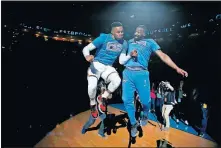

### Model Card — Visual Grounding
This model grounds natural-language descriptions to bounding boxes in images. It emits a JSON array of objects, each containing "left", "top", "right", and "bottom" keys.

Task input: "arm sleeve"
[
  {"left": 119, "top": 41, "right": 131, "bottom": 65},
  {"left": 119, "top": 53, "right": 131, "bottom": 65},
  {"left": 82, "top": 43, "right": 96, "bottom": 58}
]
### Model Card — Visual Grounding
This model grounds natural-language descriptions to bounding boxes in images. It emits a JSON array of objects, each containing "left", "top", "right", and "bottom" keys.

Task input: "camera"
[{"left": 159, "top": 81, "right": 174, "bottom": 92}]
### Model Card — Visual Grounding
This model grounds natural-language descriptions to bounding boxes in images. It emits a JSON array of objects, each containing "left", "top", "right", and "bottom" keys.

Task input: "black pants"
[{"left": 172, "top": 103, "right": 181, "bottom": 120}]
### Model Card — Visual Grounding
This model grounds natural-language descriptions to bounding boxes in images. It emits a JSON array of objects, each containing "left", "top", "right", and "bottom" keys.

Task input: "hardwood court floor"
[{"left": 35, "top": 106, "right": 217, "bottom": 147}]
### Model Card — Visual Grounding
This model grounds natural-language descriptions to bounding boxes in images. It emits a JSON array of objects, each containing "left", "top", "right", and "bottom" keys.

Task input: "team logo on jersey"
[{"left": 106, "top": 42, "right": 122, "bottom": 52}]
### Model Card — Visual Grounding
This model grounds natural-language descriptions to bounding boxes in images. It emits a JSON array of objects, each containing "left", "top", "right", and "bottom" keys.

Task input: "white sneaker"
[{"left": 185, "top": 120, "right": 189, "bottom": 125}]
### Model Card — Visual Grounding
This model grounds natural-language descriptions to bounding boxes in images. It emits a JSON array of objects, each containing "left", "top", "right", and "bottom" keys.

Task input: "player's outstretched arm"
[{"left": 155, "top": 50, "right": 188, "bottom": 77}]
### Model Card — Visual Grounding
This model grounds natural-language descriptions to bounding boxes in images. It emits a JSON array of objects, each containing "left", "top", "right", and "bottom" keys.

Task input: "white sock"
[
  {"left": 102, "top": 91, "right": 110, "bottom": 99},
  {"left": 90, "top": 98, "right": 96, "bottom": 106}
]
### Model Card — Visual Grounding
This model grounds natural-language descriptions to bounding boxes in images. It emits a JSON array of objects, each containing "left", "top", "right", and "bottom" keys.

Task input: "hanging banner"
[
  {"left": 146, "top": 28, "right": 173, "bottom": 35},
  {"left": 35, "top": 26, "right": 91, "bottom": 37}
]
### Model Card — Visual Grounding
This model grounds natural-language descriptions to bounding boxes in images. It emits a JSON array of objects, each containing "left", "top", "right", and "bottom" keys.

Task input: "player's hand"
[
  {"left": 130, "top": 50, "right": 138, "bottom": 57},
  {"left": 176, "top": 67, "right": 188, "bottom": 77},
  {"left": 85, "top": 55, "right": 94, "bottom": 62}
]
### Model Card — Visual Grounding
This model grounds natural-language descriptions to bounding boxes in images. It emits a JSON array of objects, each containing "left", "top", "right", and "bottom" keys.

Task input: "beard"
[{"left": 134, "top": 35, "right": 143, "bottom": 41}]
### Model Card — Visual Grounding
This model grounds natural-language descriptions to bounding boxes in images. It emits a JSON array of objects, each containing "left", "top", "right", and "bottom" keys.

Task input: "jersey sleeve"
[
  {"left": 92, "top": 33, "right": 107, "bottom": 48},
  {"left": 149, "top": 39, "right": 161, "bottom": 52}
]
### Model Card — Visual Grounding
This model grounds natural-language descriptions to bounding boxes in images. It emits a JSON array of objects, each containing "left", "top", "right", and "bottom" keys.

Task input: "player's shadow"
[
  {"left": 86, "top": 110, "right": 168, "bottom": 148},
  {"left": 108, "top": 111, "right": 144, "bottom": 147},
  {"left": 86, "top": 110, "right": 144, "bottom": 147},
  {"left": 156, "top": 139, "right": 173, "bottom": 148},
  {"left": 86, "top": 112, "right": 129, "bottom": 134},
  {"left": 86, "top": 122, "right": 102, "bottom": 132},
  {"left": 104, "top": 112, "right": 128, "bottom": 135}
]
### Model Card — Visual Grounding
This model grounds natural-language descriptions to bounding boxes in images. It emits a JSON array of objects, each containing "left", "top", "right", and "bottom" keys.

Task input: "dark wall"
[{"left": 2, "top": 33, "right": 91, "bottom": 146}]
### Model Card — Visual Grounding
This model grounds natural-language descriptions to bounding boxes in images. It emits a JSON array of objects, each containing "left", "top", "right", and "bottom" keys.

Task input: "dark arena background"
[{"left": 2, "top": 1, "right": 221, "bottom": 147}]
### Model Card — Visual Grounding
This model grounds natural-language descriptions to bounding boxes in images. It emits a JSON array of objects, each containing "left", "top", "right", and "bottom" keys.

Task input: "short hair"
[
  {"left": 111, "top": 22, "right": 123, "bottom": 30},
  {"left": 137, "top": 25, "right": 147, "bottom": 32}
]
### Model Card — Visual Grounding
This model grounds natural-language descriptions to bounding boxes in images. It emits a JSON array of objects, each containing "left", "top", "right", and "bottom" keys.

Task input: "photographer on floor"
[{"left": 160, "top": 81, "right": 177, "bottom": 131}]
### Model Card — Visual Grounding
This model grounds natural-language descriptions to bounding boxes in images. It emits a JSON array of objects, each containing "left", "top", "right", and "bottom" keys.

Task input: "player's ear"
[{"left": 111, "top": 27, "right": 114, "bottom": 35}]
